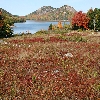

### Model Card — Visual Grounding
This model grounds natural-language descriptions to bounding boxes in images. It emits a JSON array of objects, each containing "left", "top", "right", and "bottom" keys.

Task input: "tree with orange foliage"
[
  {"left": 72, "top": 11, "right": 90, "bottom": 30},
  {"left": 57, "top": 21, "right": 63, "bottom": 29}
]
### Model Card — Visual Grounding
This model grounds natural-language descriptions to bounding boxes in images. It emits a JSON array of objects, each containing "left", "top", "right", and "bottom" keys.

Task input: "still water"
[{"left": 13, "top": 20, "right": 69, "bottom": 34}]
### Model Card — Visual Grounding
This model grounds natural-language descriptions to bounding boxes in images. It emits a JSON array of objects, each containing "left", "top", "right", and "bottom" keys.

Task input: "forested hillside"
[
  {"left": 26, "top": 5, "right": 76, "bottom": 21},
  {"left": 0, "top": 8, "right": 26, "bottom": 26}
]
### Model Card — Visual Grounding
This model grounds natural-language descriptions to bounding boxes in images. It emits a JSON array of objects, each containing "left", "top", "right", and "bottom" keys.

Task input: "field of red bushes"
[{"left": 0, "top": 32, "right": 100, "bottom": 100}]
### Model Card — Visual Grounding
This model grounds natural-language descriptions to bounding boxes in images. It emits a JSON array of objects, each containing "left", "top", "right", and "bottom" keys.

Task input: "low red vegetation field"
[{"left": 0, "top": 32, "right": 100, "bottom": 100}]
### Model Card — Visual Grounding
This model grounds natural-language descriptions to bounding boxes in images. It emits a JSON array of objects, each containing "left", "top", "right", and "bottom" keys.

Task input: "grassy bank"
[{"left": 0, "top": 31, "right": 100, "bottom": 99}]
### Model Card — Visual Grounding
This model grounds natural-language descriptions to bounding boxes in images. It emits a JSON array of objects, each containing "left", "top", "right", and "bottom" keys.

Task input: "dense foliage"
[
  {"left": 72, "top": 11, "right": 90, "bottom": 30},
  {"left": 87, "top": 8, "right": 100, "bottom": 31},
  {"left": 0, "top": 10, "right": 13, "bottom": 38},
  {"left": 0, "top": 8, "right": 26, "bottom": 38}
]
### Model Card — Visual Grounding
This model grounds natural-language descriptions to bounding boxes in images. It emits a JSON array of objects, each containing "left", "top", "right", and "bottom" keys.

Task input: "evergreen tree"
[
  {"left": 48, "top": 23, "right": 53, "bottom": 30},
  {"left": 87, "top": 8, "right": 100, "bottom": 31}
]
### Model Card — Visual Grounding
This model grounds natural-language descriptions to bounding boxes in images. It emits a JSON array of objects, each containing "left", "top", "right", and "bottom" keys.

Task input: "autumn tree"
[
  {"left": 0, "top": 11, "right": 3, "bottom": 27},
  {"left": 72, "top": 11, "right": 90, "bottom": 30},
  {"left": 0, "top": 10, "right": 13, "bottom": 38},
  {"left": 57, "top": 21, "right": 63, "bottom": 29}
]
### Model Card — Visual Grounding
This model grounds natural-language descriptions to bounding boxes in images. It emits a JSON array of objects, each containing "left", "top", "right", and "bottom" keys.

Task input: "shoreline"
[{"left": 26, "top": 19, "right": 69, "bottom": 22}]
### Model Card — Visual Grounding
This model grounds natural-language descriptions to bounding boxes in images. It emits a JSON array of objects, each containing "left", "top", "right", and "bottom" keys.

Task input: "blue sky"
[{"left": 0, "top": 0, "right": 100, "bottom": 16}]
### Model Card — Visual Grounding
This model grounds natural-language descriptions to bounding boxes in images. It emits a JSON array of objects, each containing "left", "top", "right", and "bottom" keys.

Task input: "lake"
[{"left": 13, "top": 20, "right": 69, "bottom": 34}]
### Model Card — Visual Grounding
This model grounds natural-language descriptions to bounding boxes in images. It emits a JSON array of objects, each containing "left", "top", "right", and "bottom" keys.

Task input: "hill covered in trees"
[
  {"left": 0, "top": 8, "right": 12, "bottom": 17},
  {"left": 0, "top": 8, "right": 25, "bottom": 38},
  {"left": 26, "top": 5, "right": 76, "bottom": 21},
  {"left": 0, "top": 8, "right": 26, "bottom": 26},
  {"left": 0, "top": 5, "right": 76, "bottom": 22}
]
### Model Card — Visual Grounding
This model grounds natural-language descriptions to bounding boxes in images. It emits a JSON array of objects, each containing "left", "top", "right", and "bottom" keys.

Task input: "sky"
[{"left": 0, "top": 0, "right": 100, "bottom": 16}]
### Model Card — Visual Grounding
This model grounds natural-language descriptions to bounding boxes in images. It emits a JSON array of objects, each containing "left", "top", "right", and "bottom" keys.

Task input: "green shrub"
[
  {"left": 63, "top": 24, "right": 72, "bottom": 30},
  {"left": 68, "top": 34, "right": 87, "bottom": 42},
  {"left": 35, "top": 30, "right": 49, "bottom": 35},
  {"left": 0, "top": 24, "right": 13, "bottom": 38},
  {"left": 77, "top": 29, "right": 83, "bottom": 32},
  {"left": 48, "top": 23, "right": 53, "bottom": 30}
]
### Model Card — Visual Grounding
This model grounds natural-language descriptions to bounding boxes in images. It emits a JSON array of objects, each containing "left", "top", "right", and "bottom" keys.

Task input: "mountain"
[
  {"left": 26, "top": 5, "right": 77, "bottom": 21},
  {"left": 0, "top": 8, "right": 12, "bottom": 17}
]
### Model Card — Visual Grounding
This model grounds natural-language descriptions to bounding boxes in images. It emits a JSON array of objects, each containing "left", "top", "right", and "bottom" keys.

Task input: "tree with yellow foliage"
[{"left": 57, "top": 21, "right": 63, "bottom": 29}]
